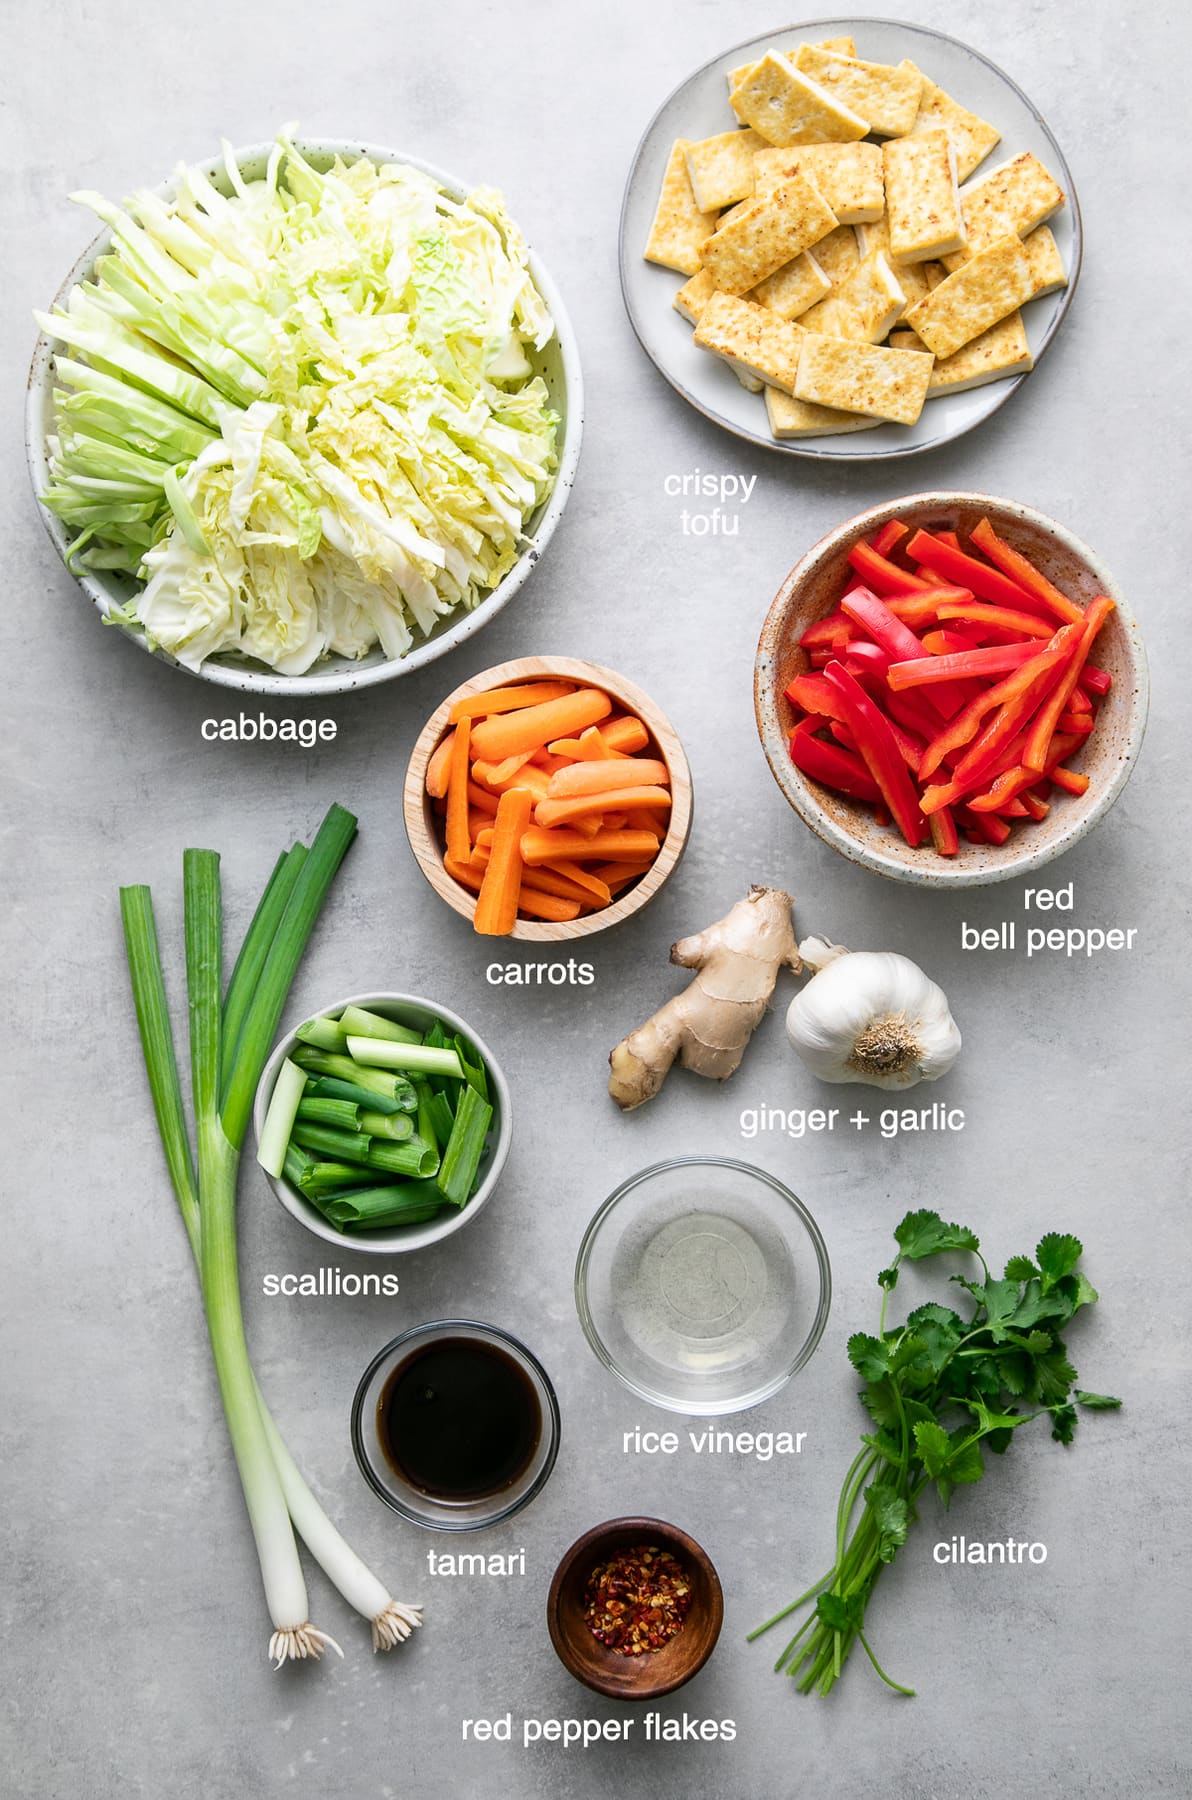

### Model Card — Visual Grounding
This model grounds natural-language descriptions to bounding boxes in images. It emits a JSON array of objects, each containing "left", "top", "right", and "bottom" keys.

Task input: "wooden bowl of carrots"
[
  {"left": 403, "top": 656, "right": 693, "bottom": 939},
  {"left": 755, "top": 493, "right": 1148, "bottom": 887}
]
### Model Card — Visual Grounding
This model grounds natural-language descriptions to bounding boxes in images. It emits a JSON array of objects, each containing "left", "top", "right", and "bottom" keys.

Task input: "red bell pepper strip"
[
  {"left": 1082, "top": 665, "right": 1112, "bottom": 696},
  {"left": 841, "top": 588, "right": 967, "bottom": 718},
  {"left": 918, "top": 634, "right": 1073, "bottom": 780},
  {"left": 1057, "top": 713, "right": 1095, "bottom": 734},
  {"left": 1022, "top": 594, "right": 1116, "bottom": 772},
  {"left": 1050, "top": 766, "right": 1091, "bottom": 796},
  {"left": 936, "top": 530, "right": 962, "bottom": 552},
  {"left": 922, "top": 625, "right": 988, "bottom": 653},
  {"left": 887, "top": 642, "right": 1038, "bottom": 689},
  {"left": 874, "top": 805, "right": 892, "bottom": 827},
  {"left": 789, "top": 719, "right": 882, "bottom": 803},
  {"left": 1067, "top": 686, "right": 1093, "bottom": 714},
  {"left": 951, "top": 629, "right": 1080, "bottom": 787},
  {"left": 968, "top": 518, "right": 1085, "bottom": 626},
  {"left": 799, "top": 610, "right": 855, "bottom": 649},
  {"left": 928, "top": 806, "right": 959, "bottom": 857},
  {"left": 883, "top": 683, "right": 944, "bottom": 745},
  {"left": 784, "top": 672, "right": 844, "bottom": 717},
  {"left": 962, "top": 808, "right": 1012, "bottom": 846},
  {"left": 936, "top": 600, "right": 1055, "bottom": 639},
  {"left": 999, "top": 797, "right": 1030, "bottom": 818},
  {"left": 843, "top": 640, "right": 893, "bottom": 679},
  {"left": 847, "top": 540, "right": 934, "bottom": 596},
  {"left": 884, "top": 586, "right": 974, "bottom": 627},
  {"left": 809, "top": 648, "right": 834, "bottom": 668},
  {"left": 906, "top": 529, "right": 1051, "bottom": 616},
  {"left": 823, "top": 661, "right": 926, "bottom": 847},
  {"left": 869, "top": 519, "right": 909, "bottom": 558},
  {"left": 1020, "top": 790, "right": 1049, "bottom": 822},
  {"left": 841, "top": 702, "right": 924, "bottom": 775}
]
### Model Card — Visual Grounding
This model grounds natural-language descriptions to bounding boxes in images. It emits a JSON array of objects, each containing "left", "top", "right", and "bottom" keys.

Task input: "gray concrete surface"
[{"left": 3, "top": 2, "right": 1190, "bottom": 1796}]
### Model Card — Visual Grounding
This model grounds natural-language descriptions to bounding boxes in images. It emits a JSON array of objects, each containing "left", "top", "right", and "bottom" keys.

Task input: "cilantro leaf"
[
  {"left": 1075, "top": 1390, "right": 1122, "bottom": 1410},
  {"left": 946, "top": 1432, "right": 986, "bottom": 1487},
  {"left": 1059, "top": 1270, "right": 1099, "bottom": 1314},
  {"left": 995, "top": 1350, "right": 1032, "bottom": 1396},
  {"left": 816, "top": 1591, "right": 861, "bottom": 1634},
  {"left": 962, "top": 1398, "right": 1026, "bottom": 1435},
  {"left": 895, "top": 1210, "right": 980, "bottom": 1261},
  {"left": 859, "top": 1381, "right": 902, "bottom": 1429},
  {"left": 1011, "top": 1281, "right": 1074, "bottom": 1330},
  {"left": 1051, "top": 1403, "right": 1078, "bottom": 1445},
  {"left": 1035, "top": 1232, "right": 1083, "bottom": 1293},
  {"left": 877, "top": 1264, "right": 899, "bottom": 1291},
  {"left": 848, "top": 1332, "right": 891, "bottom": 1381},
  {"left": 906, "top": 1303, "right": 966, "bottom": 1332},
  {"left": 980, "top": 1278, "right": 1023, "bottom": 1342},
  {"left": 863, "top": 1484, "right": 909, "bottom": 1563},
  {"left": 912, "top": 1419, "right": 952, "bottom": 1479},
  {"left": 1029, "top": 1345, "right": 1078, "bottom": 1406},
  {"left": 1004, "top": 1255, "right": 1038, "bottom": 1281}
]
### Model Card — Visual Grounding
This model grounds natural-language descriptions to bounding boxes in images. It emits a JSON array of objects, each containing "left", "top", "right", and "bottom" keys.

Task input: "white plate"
[
  {"left": 619, "top": 19, "right": 1082, "bottom": 462},
  {"left": 27, "top": 140, "right": 584, "bottom": 696}
]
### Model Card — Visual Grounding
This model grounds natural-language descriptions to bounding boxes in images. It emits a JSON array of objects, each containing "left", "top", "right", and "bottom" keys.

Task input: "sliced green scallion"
[
  {"left": 436, "top": 1084, "right": 493, "bottom": 1208},
  {"left": 257, "top": 1057, "right": 309, "bottom": 1179},
  {"left": 344, "top": 1036, "right": 463, "bottom": 1078}
]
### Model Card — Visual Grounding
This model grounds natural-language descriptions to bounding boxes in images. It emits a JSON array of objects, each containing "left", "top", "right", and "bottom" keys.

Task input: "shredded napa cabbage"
[{"left": 37, "top": 131, "right": 559, "bottom": 672}]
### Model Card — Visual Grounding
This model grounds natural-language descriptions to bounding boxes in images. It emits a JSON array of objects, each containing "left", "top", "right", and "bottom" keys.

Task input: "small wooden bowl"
[
  {"left": 754, "top": 493, "right": 1148, "bottom": 887},
  {"left": 547, "top": 1517, "right": 723, "bottom": 1700},
  {"left": 403, "top": 656, "right": 693, "bottom": 940}
]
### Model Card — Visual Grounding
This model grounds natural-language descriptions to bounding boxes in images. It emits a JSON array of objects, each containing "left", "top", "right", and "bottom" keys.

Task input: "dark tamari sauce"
[{"left": 378, "top": 1337, "right": 541, "bottom": 1500}]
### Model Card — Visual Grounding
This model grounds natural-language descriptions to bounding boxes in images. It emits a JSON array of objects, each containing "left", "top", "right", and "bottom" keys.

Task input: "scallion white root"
[{"left": 257, "top": 1388, "right": 423, "bottom": 1652}]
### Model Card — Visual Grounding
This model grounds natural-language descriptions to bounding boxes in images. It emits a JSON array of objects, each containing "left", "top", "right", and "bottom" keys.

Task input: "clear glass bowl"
[
  {"left": 575, "top": 1157, "right": 831, "bottom": 1416},
  {"left": 351, "top": 1320, "right": 561, "bottom": 1531}
]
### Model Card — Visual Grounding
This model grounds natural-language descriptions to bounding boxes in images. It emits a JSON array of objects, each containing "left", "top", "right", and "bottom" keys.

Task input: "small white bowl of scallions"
[{"left": 253, "top": 993, "right": 511, "bottom": 1253}]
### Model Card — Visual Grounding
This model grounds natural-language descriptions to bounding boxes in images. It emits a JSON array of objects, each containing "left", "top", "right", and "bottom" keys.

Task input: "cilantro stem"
[{"left": 857, "top": 1628, "right": 915, "bottom": 1696}]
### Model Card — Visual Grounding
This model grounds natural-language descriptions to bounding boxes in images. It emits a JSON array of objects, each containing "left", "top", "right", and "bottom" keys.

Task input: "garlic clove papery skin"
[{"left": 785, "top": 950, "right": 961, "bottom": 1090}]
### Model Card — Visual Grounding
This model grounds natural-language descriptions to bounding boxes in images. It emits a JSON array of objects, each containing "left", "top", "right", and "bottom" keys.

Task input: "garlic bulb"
[{"left": 786, "top": 937, "right": 961, "bottom": 1090}]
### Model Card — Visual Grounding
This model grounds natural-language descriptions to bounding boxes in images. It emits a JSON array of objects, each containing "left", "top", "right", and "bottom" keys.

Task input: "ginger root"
[{"left": 608, "top": 886, "right": 800, "bottom": 1110}]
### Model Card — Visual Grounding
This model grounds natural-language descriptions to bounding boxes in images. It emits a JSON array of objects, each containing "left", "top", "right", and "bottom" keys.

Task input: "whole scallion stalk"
[{"left": 120, "top": 804, "right": 422, "bottom": 1663}]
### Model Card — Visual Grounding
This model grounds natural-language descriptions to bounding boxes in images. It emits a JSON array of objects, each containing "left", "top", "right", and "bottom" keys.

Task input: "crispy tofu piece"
[
  {"left": 854, "top": 214, "right": 935, "bottom": 304},
  {"left": 906, "top": 72, "right": 1001, "bottom": 181},
  {"left": 904, "top": 234, "right": 1035, "bottom": 358},
  {"left": 730, "top": 52, "right": 868, "bottom": 146},
  {"left": 674, "top": 270, "right": 771, "bottom": 386},
  {"left": 814, "top": 222, "right": 864, "bottom": 286},
  {"left": 700, "top": 174, "right": 839, "bottom": 295},
  {"left": 882, "top": 130, "right": 965, "bottom": 263},
  {"left": 1021, "top": 226, "right": 1067, "bottom": 299},
  {"left": 644, "top": 140, "right": 717, "bottom": 275},
  {"left": 765, "top": 385, "right": 881, "bottom": 438},
  {"left": 684, "top": 130, "right": 767, "bottom": 213},
  {"left": 793, "top": 46, "right": 923, "bottom": 137},
  {"left": 672, "top": 268, "right": 718, "bottom": 325},
  {"left": 728, "top": 36, "right": 857, "bottom": 92},
  {"left": 751, "top": 251, "right": 832, "bottom": 320},
  {"left": 795, "top": 333, "right": 935, "bottom": 424},
  {"left": 693, "top": 291, "right": 805, "bottom": 392},
  {"left": 799, "top": 250, "right": 906, "bottom": 342},
  {"left": 718, "top": 198, "right": 755, "bottom": 230},
  {"left": 890, "top": 312, "right": 1033, "bottom": 393},
  {"left": 754, "top": 141, "right": 884, "bottom": 224},
  {"left": 941, "top": 152, "right": 1067, "bottom": 271}
]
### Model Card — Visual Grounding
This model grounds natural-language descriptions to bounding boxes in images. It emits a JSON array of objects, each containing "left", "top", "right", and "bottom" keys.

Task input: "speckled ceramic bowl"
[
  {"left": 754, "top": 494, "right": 1148, "bottom": 887},
  {"left": 26, "top": 138, "right": 583, "bottom": 697}
]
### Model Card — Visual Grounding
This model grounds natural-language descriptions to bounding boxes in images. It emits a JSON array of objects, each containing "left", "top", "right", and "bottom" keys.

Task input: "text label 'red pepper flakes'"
[{"left": 582, "top": 1543, "right": 692, "bottom": 1655}]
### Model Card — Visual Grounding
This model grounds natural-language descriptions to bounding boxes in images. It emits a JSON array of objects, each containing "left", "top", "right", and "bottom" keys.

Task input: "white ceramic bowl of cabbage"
[{"left": 26, "top": 134, "right": 583, "bottom": 695}]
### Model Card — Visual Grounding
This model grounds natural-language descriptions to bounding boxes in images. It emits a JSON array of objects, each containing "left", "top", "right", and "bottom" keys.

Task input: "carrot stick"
[
  {"left": 448, "top": 681, "right": 575, "bottom": 723},
  {"left": 547, "top": 758, "right": 669, "bottom": 797},
  {"left": 520, "top": 828, "right": 660, "bottom": 866},
  {"left": 543, "top": 861, "right": 615, "bottom": 904},
  {"left": 592, "top": 860, "right": 653, "bottom": 893},
  {"left": 473, "top": 751, "right": 537, "bottom": 786},
  {"left": 445, "top": 853, "right": 581, "bottom": 921},
  {"left": 470, "top": 688, "right": 612, "bottom": 762},
  {"left": 472, "top": 846, "right": 611, "bottom": 908},
  {"left": 549, "top": 718, "right": 650, "bottom": 758},
  {"left": 445, "top": 717, "right": 472, "bottom": 860},
  {"left": 621, "top": 809, "right": 665, "bottom": 834},
  {"left": 534, "top": 787, "right": 673, "bottom": 831},
  {"left": 426, "top": 728, "right": 457, "bottom": 799},
  {"left": 601, "top": 811, "right": 629, "bottom": 831},
  {"left": 476, "top": 761, "right": 551, "bottom": 800},
  {"left": 474, "top": 787, "right": 535, "bottom": 935},
  {"left": 466, "top": 780, "right": 499, "bottom": 816}
]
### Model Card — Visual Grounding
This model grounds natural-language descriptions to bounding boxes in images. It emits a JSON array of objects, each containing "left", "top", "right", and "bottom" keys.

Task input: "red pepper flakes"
[{"left": 582, "top": 1542, "right": 692, "bottom": 1656}]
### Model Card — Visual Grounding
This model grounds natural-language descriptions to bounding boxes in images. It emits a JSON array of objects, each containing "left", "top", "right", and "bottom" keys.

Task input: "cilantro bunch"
[{"left": 750, "top": 1210, "right": 1120, "bottom": 1698}]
